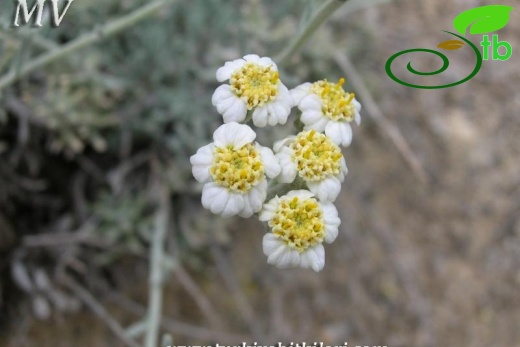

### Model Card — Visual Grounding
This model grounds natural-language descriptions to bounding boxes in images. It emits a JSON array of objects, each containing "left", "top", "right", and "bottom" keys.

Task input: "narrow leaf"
[
  {"left": 453, "top": 5, "right": 514, "bottom": 35},
  {"left": 437, "top": 40, "right": 465, "bottom": 50}
]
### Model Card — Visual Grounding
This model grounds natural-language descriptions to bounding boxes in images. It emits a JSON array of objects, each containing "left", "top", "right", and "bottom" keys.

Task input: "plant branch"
[
  {"left": 210, "top": 244, "right": 263, "bottom": 340},
  {"left": 333, "top": 52, "right": 429, "bottom": 184},
  {"left": 109, "top": 292, "right": 250, "bottom": 343},
  {"left": 173, "top": 265, "right": 224, "bottom": 330},
  {"left": 0, "top": 0, "right": 175, "bottom": 90},
  {"left": 276, "top": 0, "right": 349, "bottom": 65},
  {"left": 61, "top": 276, "right": 140, "bottom": 347},
  {"left": 144, "top": 186, "right": 171, "bottom": 347}
]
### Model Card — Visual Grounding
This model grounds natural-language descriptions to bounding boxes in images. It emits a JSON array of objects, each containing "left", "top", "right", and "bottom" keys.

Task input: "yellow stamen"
[
  {"left": 309, "top": 78, "right": 356, "bottom": 122},
  {"left": 210, "top": 143, "right": 264, "bottom": 193},
  {"left": 270, "top": 196, "right": 326, "bottom": 252},
  {"left": 290, "top": 130, "right": 343, "bottom": 182},
  {"left": 230, "top": 62, "right": 279, "bottom": 110}
]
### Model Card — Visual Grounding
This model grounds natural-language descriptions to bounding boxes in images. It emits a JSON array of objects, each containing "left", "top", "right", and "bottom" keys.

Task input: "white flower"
[
  {"left": 274, "top": 130, "right": 347, "bottom": 202},
  {"left": 190, "top": 122, "right": 280, "bottom": 218},
  {"left": 260, "top": 190, "right": 341, "bottom": 272},
  {"left": 212, "top": 54, "right": 293, "bottom": 127},
  {"left": 291, "top": 78, "right": 362, "bottom": 147}
]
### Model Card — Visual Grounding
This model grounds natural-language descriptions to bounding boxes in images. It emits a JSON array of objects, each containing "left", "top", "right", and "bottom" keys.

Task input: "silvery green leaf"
[
  {"left": 32, "top": 295, "right": 51, "bottom": 320},
  {"left": 11, "top": 262, "right": 33, "bottom": 292}
]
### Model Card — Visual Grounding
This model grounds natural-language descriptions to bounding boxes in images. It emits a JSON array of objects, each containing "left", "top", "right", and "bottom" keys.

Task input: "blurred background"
[{"left": 0, "top": 0, "right": 519, "bottom": 346}]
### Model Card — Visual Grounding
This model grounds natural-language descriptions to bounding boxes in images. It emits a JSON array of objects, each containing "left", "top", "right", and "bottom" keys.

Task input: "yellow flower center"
[
  {"left": 210, "top": 143, "right": 264, "bottom": 193},
  {"left": 309, "top": 78, "right": 356, "bottom": 122},
  {"left": 290, "top": 130, "right": 343, "bottom": 182},
  {"left": 230, "top": 62, "right": 279, "bottom": 110},
  {"left": 270, "top": 196, "right": 325, "bottom": 253}
]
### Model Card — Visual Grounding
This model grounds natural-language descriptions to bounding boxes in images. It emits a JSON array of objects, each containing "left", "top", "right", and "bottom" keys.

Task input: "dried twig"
[
  {"left": 277, "top": 0, "right": 350, "bottom": 65},
  {"left": 333, "top": 52, "right": 429, "bottom": 184},
  {"left": 109, "top": 293, "right": 250, "bottom": 343},
  {"left": 0, "top": 164, "right": 47, "bottom": 191},
  {"left": 21, "top": 220, "right": 108, "bottom": 248},
  {"left": 210, "top": 244, "right": 263, "bottom": 340},
  {"left": 144, "top": 186, "right": 171, "bottom": 347},
  {"left": 107, "top": 151, "right": 152, "bottom": 194},
  {"left": 339, "top": 179, "right": 434, "bottom": 345},
  {"left": 0, "top": 0, "right": 176, "bottom": 90},
  {"left": 173, "top": 264, "right": 225, "bottom": 330},
  {"left": 369, "top": 214, "right": 435, "bottom": 347},
  {"left": 268, "top": 280, "right": 286, "bottom": 341},
  {"left": 60, "top": 275, "right": 140, "bottom": 347}
]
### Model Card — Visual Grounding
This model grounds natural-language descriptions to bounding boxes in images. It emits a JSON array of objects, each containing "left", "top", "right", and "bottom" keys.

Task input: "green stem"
[
  {"left": 0, "top": 0, "right": 175, "bottom": 91},
  {"left": 267, "top": 177, "right": 308, "bottom": 201},
  {"left": 293, "top": 109, "right": 304, "bottom": 132},
  {"left": 243, "top": 110, "right": 253, "bottom": 124},
  {"left": 276, "top": 0, "right": 349, "bottom": 66}
]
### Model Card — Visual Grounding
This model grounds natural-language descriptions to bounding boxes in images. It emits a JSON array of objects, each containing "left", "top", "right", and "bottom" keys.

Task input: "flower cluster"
[{"left": 191, "top": 54, "right": 362, "bottom": 272}]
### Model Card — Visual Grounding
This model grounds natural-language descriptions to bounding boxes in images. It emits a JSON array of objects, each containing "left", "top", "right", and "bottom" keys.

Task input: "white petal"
[
  {"left": 257, "top": 144, "right": 281, "bottom": 179},
  {"left": 201, "top": 183, "right": 231, "bottom": 216},
  {"left": 216, "top": 59, "right": 246, "bottom": 82},
  {"left": 338, "top": 122, "right": 353, "bottom": 147},
  {"left": 265, "top": 241, "right": 290, "bottom": 266},
  {"left": 243, "top": 54, "right": 260, "bottom": 63},
  {"left": 300, "top": 110, "right": 323, "bottom": 126},
  {"left": 245, "top": 179, "right": 267, "bottom": 213},
  {"left": 338, "top": 157, "right": 348, "bottom": 182},
  {"left": 321, "top": 202, "right": 340, "bottom": 243},
  {"left": 263, "top": 235, "right": 300, "bottom": 269},
  {"left": 265, "top": 101, "right": 290, "bottom": 126},
  {"left": 252, "top": 106, "right": 269, "bottom": 127},
  {"left": 354, "top": 110, "right": 361, "bottom": 126},
  {"left": 220, "top": 193, "right": 245, "bottom": 218},
  {"left": 298, "top": 94, "right": 322, "bottom": 112},
  {"left": 324, "top": 121, "right": 343, "bottom": 145},
  {"left": 273, "top": 136, "right": 295, "bottom": 153},
  {"left": 257, "top": 57, "right": 277, "bottom": 70},
  {"left": 190, "top": 144, "right": 215, "bottom": 183},
  {"left": 239, "top": 204, "right": 253, "bottom": 218},
  {"left": 307, "top": 176, "right": 341, "bottom": 202},
  {"left": 213, "top": 122, "right": 256, "bottom": 149},
  {"left": 275, "top": 150, "right": 298, "bottom": 184},
  {"left": 220, "top": 98, "right": 248, "bottom": 124},
  {"left": 239, "top": 197, "right": 254, "bottom": 218},
  {"left": 300, "top": 244, "right": 325, "bottom": 272},
  {"left": 276, "top": 83, "right": 294, "bottom": 108},
  {"left": 211, "top": 85, "right": 247, "bottom": 123},
  {"left": 259, "top": 196, "right": 280, "bottom": 222},
  {"left": 275, "top": 248, "right": 301, "bottom": 269},
  {"left": 353, "top": 98, "right": 362, "bottom": 112},
  {"left": 303, "top": 117, "right": 328, "bottom": 133},
  {"left": 285, "top": 190, "right": 315, "bottom": 200},
  {"left": 262, "top": 233, "right": 285, "bottom": 256},
  {"left": 299, "top": 250, "right": 312, "bottom": 269},
  {"left": 325, "top": 121, "right": 354, "bottom": 147},
  {"left": 211, "top": 84, "right": 234, "bottom": 106},
  {"left": 290, "top": 83, "right": 312, "bottom": 106},
  {"left": 252, "top": 85, "right": 292, "bottom": 127},
  {"left": 266, "top": 84, "right": 293, "bottom": 126}
]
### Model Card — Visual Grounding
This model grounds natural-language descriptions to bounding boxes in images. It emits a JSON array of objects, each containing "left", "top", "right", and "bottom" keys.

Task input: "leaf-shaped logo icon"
[
  {"left": 437, "top": 40, "right": 465, "bottom": 50},
  {"left": 453, "top": 5, "right": 514, "bottom": 35}
]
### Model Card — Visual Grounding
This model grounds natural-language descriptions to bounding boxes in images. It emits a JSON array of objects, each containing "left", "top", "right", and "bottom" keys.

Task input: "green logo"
[{"left": 386, "top": 5, "right": 514, "bottom": 89}]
